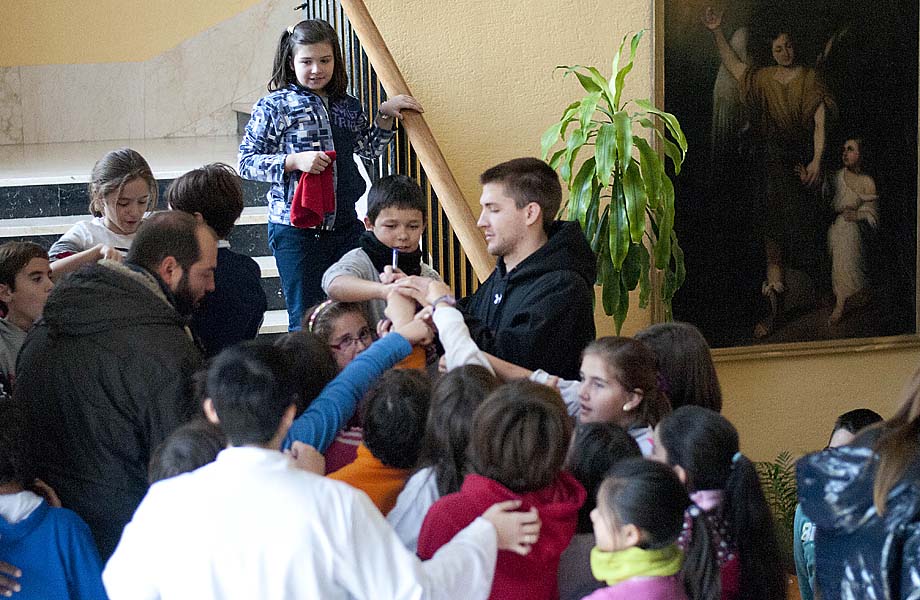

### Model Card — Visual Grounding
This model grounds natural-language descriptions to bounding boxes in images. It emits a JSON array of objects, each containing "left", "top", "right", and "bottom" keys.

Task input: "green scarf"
[{"left": 590, "top": 544, "right": 684, "bottom": 586}]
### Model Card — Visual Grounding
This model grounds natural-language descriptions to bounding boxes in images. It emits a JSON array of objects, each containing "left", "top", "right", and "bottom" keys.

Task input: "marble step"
[
  {"left": 0, "top": 178, "right": 269, "bottom": 221},
  {"left": 0, "top": 206, "right": 268, "bottom": 238},
  {"left": 260, "top": 309, "right": 288, "bottom": 335},
  {"left": 0, "top": 137, "right": 243, "bottom": 187}
]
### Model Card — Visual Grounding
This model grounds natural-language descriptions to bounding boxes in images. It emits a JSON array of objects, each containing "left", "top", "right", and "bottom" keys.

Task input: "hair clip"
[
  {"left": 307, "top": 299, "right": 333, "bottom": 333},
  {"left": 287, "top": 24, "right": 295, "bottom": 35},
  {"left": 731, "top": 451, "right": 743, "bottom": 465}
]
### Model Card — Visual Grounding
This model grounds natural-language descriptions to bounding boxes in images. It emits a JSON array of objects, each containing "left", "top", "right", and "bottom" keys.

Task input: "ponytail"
[
  {"left": 659, "top": 406, "right": 786, "bottom": 600},
  {"left": 268, "top": 29, "right": 294, "bottom": 92},
  {"left": 724, "top": 454, "right": 786, "bottom": 600},
  {"left": 680, "top": 504, "right": 720, "bottom": 600}
]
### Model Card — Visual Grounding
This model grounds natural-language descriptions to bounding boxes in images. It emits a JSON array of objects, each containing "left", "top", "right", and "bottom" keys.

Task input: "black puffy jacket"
[{"left": 16, "top": 261, "right": 201, "bottom": 559}]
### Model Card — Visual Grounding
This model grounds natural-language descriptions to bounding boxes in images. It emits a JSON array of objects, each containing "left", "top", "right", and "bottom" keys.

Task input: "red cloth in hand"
[{"left": 290, "top": 150, "right": 336, "bottom": 228}]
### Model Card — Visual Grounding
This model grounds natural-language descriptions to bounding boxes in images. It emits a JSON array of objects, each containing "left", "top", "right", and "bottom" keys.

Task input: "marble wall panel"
[
  {"left": 144, "top": 0, "right": 289, "bottom": 138},
  {"left": 0, "top": 67, "right": 23, "bottom": 145},
  {"left": 5, "top": 0, "right": 287, "bottom": 144},
  {"left": 166, "top": 106, "right": 237, "bottom": 139},
  {"left": 19, "top": 62, "right": 144, "bottom": 143}
]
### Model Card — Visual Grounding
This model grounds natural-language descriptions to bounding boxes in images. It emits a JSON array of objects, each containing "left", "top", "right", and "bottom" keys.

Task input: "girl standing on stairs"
[
  {"left": 239, "top": 19, "right": 422, "bottom": 331},
  {"left": 49, "top": 148, "right": 157, "bottom": 277}
]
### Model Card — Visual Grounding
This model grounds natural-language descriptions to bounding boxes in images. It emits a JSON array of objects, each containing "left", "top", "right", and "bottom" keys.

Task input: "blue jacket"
[
  {"left": 0, "top": 499, "right": 107, "bottom": 599},
  {"left": 797, "top": 428, "right": 920, "bottom": 600},
  {"left": 238, "top": 85, "right": 395, "bottom": 228},
  {"left": 282, "top": 332, "right": 412, "bottom": 452}
]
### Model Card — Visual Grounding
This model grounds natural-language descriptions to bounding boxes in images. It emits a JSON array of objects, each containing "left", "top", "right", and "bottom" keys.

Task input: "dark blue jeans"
[{"left": 268, "top": 220, "right": 364, "bottom": 331}]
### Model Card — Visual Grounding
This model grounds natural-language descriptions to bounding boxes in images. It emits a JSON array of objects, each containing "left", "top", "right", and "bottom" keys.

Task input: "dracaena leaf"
[{"left": 594, "top": 123, "right": 618, "bottom": 187}]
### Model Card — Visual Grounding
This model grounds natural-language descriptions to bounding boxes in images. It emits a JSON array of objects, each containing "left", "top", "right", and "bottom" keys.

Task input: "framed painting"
[{"left": 655, "top": 0, "right": 920, "bottom": 354}]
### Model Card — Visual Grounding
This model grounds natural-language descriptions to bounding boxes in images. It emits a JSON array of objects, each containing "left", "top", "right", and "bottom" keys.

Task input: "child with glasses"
[
  {"left": 304, "top": 300, "right": 374, "bottom": 371},
  {"left": 281, "top": 295, "right": 434, "bottom": 459}
]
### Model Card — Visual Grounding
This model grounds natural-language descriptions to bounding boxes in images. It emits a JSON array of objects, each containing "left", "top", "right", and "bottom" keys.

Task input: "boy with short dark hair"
[
  {"left": 0, "top": 400, "right": 107, "bottom": 599},
  {"left": 328, "top": 369, "right": 430, "bottom": 515},
  {"left": 104, "top": 342, "right": 542, "bottom": 600},
  {"left": 418, "top": 380, "right": 586, "bottom": 600},
  {"left": 0, "top": 242, "right": 53, "bottom": 393},
  {"left": 322, "top": 174, "right": 440, "bottom": 327},
  {"left": 166, "top": 163, "right": 268, "bottom": 356}
]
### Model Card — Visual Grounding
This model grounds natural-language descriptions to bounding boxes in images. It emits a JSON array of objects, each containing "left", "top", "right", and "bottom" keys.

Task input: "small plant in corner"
[
  {"left": 541, "top": 30, "right": 687, "bottom": 332},
  {"left": 756, "top": 450, "right": 798, "bottom": 573}
]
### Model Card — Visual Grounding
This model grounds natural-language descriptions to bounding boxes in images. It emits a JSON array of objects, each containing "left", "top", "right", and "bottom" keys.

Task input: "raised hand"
[{"left": 701, "top": 7, "right": 723, "bottom": 31}]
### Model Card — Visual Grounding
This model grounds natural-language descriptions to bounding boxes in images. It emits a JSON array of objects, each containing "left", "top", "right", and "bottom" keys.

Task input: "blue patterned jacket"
[
  {"left": 238, "top": 84, "right": 394, "bottom": 228},
  {"left": 797, "top": 428, "right": 920, "bottom": 600}
]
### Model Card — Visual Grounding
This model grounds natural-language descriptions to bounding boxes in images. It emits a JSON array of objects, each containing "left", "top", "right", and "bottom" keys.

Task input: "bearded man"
[{"left": 15, "top": 210, "right": 217, "bottom": 559}]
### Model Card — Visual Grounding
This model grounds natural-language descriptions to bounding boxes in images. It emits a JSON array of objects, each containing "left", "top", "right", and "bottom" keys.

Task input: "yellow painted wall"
[
  {"left": 4, "top": 0, "right": 918, "bottom": 460},
  {"left": 0, "top": 0, "right": 263, "bottom": 66},
  {"left": 365, "top": 0, "right": 920, "bottom": 461}
]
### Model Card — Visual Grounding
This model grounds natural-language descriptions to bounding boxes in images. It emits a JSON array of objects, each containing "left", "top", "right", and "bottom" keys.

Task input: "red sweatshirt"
[{"left": 417, "top": 472, "right": 585, "bottom": 600}]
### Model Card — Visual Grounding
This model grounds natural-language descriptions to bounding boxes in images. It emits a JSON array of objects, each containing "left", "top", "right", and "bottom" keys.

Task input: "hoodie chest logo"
[{"left": 493, "top": 293, "right": 503, "bottom": 305}]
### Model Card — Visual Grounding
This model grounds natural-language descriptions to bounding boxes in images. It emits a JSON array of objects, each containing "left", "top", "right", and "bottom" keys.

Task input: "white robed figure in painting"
[{"left": 827, "top": 137, "right": 878, "bottom": 325}]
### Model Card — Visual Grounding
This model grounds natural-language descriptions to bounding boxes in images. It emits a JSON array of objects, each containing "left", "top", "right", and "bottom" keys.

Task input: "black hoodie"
[
  {"left": 458, "top": 221, "right": 596, "bottom": 380},
  {"left": 15, "top": 261, "right": 201, "bottom": 560}
]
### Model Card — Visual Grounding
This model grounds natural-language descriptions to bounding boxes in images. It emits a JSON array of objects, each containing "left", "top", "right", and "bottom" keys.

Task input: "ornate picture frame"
[{"left": 655, "top": 0, "right": 920, "bottom": 357}]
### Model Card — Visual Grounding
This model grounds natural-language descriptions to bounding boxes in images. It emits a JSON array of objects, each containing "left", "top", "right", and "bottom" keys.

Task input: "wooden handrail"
[{"left": 339, "top": 0, "right": 494, "bottom": 282}]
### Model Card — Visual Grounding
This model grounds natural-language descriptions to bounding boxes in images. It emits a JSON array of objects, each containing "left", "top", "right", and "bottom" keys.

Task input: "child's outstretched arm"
[
  {"left": 353, "top": 95, "right": 422, "bottom": 160},
  {"left": 282, "top": 333, "right": 409, "bottom": 452},
  {"left": 49, "top": 244, "right": 123, "bottom": 278},
  {"left": 326, "top": 274, "right": 396, "bottom": 303},
  {"left": 282, "top": 318, "right": 432, "bottom": 452},
  {"left": 398, "top": 278, "right": 493, "bottom": 373},
  {"left": 334, "top": 492, "right": 538, "bottom": 600},
  {"left": 481, "top": 500, "right": 541, "bottom": 556},
  {"left": 321, "top": 251, "right": 419, "bottom": 304}
]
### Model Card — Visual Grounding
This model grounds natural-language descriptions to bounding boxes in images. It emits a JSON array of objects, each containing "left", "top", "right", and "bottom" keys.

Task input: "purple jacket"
[{"left": 582, "top": 575, "right": 688, "bottom": 600}]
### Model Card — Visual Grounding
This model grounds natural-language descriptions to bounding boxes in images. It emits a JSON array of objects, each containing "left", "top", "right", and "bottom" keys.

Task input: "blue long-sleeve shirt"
[{"left": 282, "top": 333, "right": 412, "bottom": 452}]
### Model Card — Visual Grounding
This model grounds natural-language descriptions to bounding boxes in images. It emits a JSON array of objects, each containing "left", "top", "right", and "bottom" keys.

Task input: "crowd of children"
[{"left": 1, "top": 15, "right": 917, "bottom": 600}]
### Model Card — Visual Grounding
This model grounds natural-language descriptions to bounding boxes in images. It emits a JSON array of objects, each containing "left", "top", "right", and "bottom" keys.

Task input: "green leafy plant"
[
  {"left": 541, "top": 30, "right": 687, "bottom": 332},
  {"left": 756, "top": 451, "right": 798, "bottom": 572}
]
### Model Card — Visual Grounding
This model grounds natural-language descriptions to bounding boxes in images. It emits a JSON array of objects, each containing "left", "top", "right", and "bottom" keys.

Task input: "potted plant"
[
  {"left": 756, "top": 451, "right": 799, "bottom": 594},
  {"left": 541, "top": 31, "right": 688, "bottom": 332}
]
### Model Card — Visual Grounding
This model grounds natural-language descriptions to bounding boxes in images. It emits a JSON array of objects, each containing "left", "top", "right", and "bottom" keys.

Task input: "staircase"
[
  {"left": 0, "top": 136, "right": 288, "bottom": 336},
  {"left": 0, "top": 0, "right": 490, "bottom": 342}
]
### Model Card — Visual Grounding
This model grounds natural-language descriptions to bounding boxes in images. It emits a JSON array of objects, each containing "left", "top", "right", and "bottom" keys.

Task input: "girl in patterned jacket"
[{"left": 239, "top": 19, "right": 421, "bottom": 330}]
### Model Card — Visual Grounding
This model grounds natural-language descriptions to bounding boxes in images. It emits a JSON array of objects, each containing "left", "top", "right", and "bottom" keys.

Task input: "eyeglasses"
[{"left": 329, "top": 327, "right": 374, "bottom": 352}]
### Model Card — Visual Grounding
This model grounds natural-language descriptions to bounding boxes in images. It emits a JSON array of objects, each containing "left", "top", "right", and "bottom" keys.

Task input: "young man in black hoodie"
[{"left": 455, "top": 157, "right": 596, "bottom": 380}]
